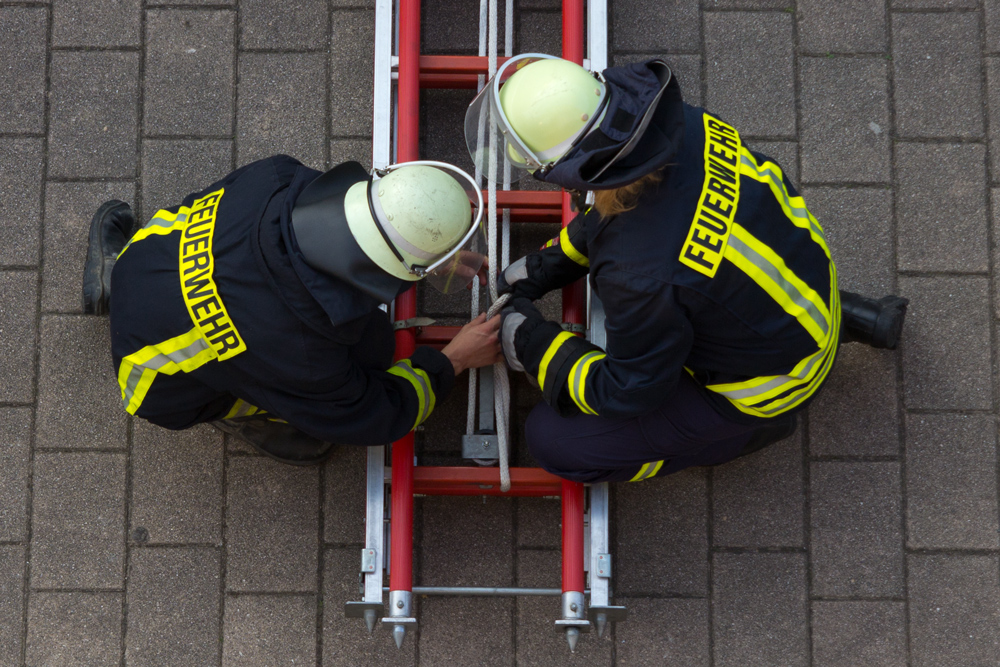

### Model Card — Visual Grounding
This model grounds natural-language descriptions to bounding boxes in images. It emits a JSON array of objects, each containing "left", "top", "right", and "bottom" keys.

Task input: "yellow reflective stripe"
[
  {"left": 724, "top": 225, "right": 830, "bottom": 345},
  {"left": 542, "top": 237, "right": 558, "bottom": 249},
  {"left": 630, "top": 460, "right": 664, "bottom": 482},
  {"left": 568, "top": 351, "right": 605, "bottom": 415},
  {"left": 707, "top": 265, "right": 840, "bottom": 418},
  {"left": 559, "top": 226, "right": 589, "bottom": 267},
  {"left": 679, "top": 115, "right": 741, "bottom": 278},
  {"left": 387, "top": 359, "right": 436, "bottom": 430},
  {"left": 118, "top": 209, "right": 188, "bottom": 258},
  {"left": 738, "top": 148, "right": 831, "bottom": 261},
  {"left": 223, "top": 399, "right": 264, "bottom": 419},
  {"left": 117, "top": 327, "right": 218, "bottom": 415},
  {"left": 537, "top": 331, "right": 575, "bottom": 390}
]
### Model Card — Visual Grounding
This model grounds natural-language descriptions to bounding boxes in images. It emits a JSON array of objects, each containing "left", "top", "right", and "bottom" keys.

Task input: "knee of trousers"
[{"left": 524, "top": 402, "right": 565, "bottom": 470}]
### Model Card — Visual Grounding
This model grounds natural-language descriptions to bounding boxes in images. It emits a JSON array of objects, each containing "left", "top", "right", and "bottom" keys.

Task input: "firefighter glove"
[{"left": 500, "top": 296, "right": 544, "bottom": 373}]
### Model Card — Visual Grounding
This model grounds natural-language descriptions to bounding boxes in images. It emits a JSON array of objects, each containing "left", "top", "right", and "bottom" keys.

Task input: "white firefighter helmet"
[
  {"left": 291, "top": 161, "right": 486, "bottom": 302},
  {"left": 465, "top": 54, "right": 607, "bottom": 183}
]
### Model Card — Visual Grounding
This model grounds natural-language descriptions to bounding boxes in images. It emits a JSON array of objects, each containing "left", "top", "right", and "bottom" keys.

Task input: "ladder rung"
[
  {"left": 407, "top": 466, "right": 563, "bottom": 496},
  {"left": 418, "top": 55, "right": 511, "bottom": 89}
]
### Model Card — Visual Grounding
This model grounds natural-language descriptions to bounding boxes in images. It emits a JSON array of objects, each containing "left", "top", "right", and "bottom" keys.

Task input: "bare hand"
[{"left": 441, "top": 313, "right": 502, "bottom": 376}]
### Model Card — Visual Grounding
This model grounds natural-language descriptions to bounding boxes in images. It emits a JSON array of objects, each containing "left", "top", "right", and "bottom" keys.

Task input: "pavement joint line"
[
  {"left": 129, "top": 542, "right": 223, "bottom": 549},
  {"left": 885, "top": 7, "right": 915, "bottom": 662},
  {"left": 143, "top": 134, "right": 233, "bottom": 141},
  {"left": 800, "top": 181, "right": 893, "bottom": 188},
  {"left": 904, "top": 548, "right": 1000, "bottom": 556},
  {"left": 21, "top": 2, "right": 53, "bottom": 662},
  {"left": 145, "top": 5, "right": 237, "bottom": 13},
  {"left": 238, "top": 48, "right": 331, "bottom": 55},
  {"left": 224, "top": 590, "right": 318, "bottom": 598},
  {"left": 893, "top": 136, "right": 987, "bottom": 144},
  {"left": 30, "top": 588, "right": 126, "bottom": 594},
  {"left": 809, "top": 455, "right": 902, "bottom": 462},
  {"left": 896, "top": 270, "right": 991, "bottom": 277}
]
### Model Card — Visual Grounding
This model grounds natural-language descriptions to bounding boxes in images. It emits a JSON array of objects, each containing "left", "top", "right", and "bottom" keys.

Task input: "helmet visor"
[
  {"left": 464, "top": 54, "right": 558, "bottom": 184},
  {"left": 423, "top": 224, "right": 488, "bottom": 294}
]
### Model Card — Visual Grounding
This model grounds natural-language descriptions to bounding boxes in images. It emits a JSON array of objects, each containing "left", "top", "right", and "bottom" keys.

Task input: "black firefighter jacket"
[
  {"left": 109, "top": 155, "right": 454, "bottom": 444},
  {"left": 509, "top": 61, "right": 840, "bottom": 423}
]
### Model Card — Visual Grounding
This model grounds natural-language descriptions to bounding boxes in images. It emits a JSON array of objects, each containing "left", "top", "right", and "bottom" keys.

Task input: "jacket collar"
[{"left": 537, "top": 59, "right": 686, "bottom": 191}]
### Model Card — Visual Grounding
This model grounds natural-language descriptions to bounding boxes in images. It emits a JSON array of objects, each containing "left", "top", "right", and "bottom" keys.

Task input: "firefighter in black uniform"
[
  {"left": 465, "top": 55, "right": 908, "bottom": 483},
  {"left": 83, "top": 156, "right": 501, "bottom": 465}
]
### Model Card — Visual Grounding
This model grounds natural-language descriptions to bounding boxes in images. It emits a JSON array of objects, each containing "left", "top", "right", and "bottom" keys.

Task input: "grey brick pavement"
[{"left": 1, "top": 1, "right": 998, "bottom": 665}]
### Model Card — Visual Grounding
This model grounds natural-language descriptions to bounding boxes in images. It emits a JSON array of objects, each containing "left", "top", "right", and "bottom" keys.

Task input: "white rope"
[{"left": 486, "top": 0, "right": 514, "bottom": 492}]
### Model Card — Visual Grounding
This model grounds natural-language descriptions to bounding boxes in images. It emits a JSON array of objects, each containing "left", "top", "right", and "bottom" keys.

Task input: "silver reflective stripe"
[
  {"left": 739, "top": 154, "right": 825, "bottom": 242},
  {"left": 633, "top": 461, "right": 662, "bottom": 481},
  {"left": 122, "top": 363, "right": 146, "bottom": 407},
  {"left": 394, "top": 362, "right": 433, "bottom": 425},
  {"left": 570, "top": 351, "right": 602, "bottom": 412},
  {"left": 727, "top": 233, "right": 829, "bottom": 339},
  {"left": 713, "top": 347, "right": 827, "bottom": 402},
  {"left": 141, "top": 336, "right": 212, "bottom": 371},
  {"left": 121, "top": 337, "right": 211, "bottom": 406},
  {"left": 504, "top": 256, "right": 529, "bottom": 285},
  {"left": 144, "top": 211, "right": 188, "bottom": 230}
]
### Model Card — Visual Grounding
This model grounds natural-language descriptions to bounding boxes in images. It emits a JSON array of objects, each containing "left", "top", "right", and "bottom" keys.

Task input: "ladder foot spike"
[
  {"left": 565, "top": 627, "right": 580, "bottom": 653},
  {"left": 595, "top": 613, "right": 607, "bottom": 638},
  {"left": 393, "top": 624, "right": 407, "bottom": 648},
  {"left": 364, "top": 609, "right": 377, "bottom": 634}
]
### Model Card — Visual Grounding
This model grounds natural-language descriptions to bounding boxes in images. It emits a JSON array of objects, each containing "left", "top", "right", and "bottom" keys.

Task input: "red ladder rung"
[
  {"left": 407, "top": 466, "right": 563, "bottom": 497},
  {"left": 418, "top": 55, "right": 511, "bottom": 88}
]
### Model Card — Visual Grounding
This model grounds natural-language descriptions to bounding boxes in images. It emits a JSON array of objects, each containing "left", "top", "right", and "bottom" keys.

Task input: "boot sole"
[
  {"left": 874, "top": 296, "right": 909, "bottom": 350},
  {"left": 82, "top": 200, "right": 130, "bottom": 316}
]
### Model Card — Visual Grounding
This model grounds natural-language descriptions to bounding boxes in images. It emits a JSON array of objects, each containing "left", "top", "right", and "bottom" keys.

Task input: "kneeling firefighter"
[
  {"left": 465, "top": 55, "right": 908, "bottom": 483},
  {"left": 83, "top": 156, "right": 501, "bottom": 465}
]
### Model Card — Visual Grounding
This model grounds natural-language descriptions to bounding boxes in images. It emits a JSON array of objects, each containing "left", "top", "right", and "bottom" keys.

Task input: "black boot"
[
  {"left": 839, "top": 291, "right": 909, "bottom": 350},
  {"left": 212, "top": 417, "right": 336, "bottom": 466},
  {"left": 82, "top": 200, "right": 138, "bottom": 315}
]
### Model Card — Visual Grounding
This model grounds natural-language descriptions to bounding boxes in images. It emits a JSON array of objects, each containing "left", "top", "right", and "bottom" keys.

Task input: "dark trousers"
[{"left": 525, "top": 373, "right": 772, "bottom": 483}]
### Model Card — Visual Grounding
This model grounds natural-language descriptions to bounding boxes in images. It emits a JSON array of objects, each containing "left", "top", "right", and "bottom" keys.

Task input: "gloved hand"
[
  {"left": 497, "top": 257, "right": 529, "bottom": 297},
  {"left": 500, "top": 296, "right": 544, "bottom": 373}
]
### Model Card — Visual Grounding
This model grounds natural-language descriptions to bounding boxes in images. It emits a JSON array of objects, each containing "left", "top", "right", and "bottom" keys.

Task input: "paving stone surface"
[
  {"left": 908, "top": 555, "right": 1000, "bottom": 667},
  {"left": 905, "top": 413, "right": 999, "bottom": 550},
  {"left": 0, "top": 546, "right": 25, "bottom": 667},
  {"left": 705, "top": 11, "right": 796, "bottom": 137},
  {"left": 712, "top": 552, "right": 809, "bottom": 667},
  {"left": 896, "top": 142, "right": 989, "bottom": 273},
  {"left": 30, "top": 452, "right": 126, "bottom": 590},
  {"left": 125, "top": 548, "right": 221, "bottom": 667},
  {"left": 130, "top": 422, "right": 224, "bottom": 546},
  {"left": 237, "top": 53, "right": 327, "bottom": 169},
  {"left": 240, "top": 0, "right": 328, "bottom": 50},
  {"left": 799, "top": 57, "right": 890, "bottom": 183},
  {"left": 892, "top": 12, "right": 984, "bottom": 139},
  {"left": 144, "top": 10, "right": 235, "bottom": 137},
  {"left": 222, "top": 594, "right": 316, "bottom": 666},
  {"left": 797, "top": 0, "right": 887, "bottom": 54},
  {"left": 35, "top": 315, "right": 130, "bottom": 449},
  {"left": 616, "top": 597, "right": 709, "bottom": 666},
  {"left": 899, "top": 276, "right": 992, "bottom": 410},
  {"left": 810, "top": 461, "right": 904, "bottom": 597},
  {"left": 3, "top": 1, "right": 998, "bottom": 664},
  {"left": 47, "top": 52, "right": 140, "bottom": 179},
  {"left": 811, "top": 601, "right": 907, "bottom": 667},
  {"left": 0, "top": 7, "right": 47, "bottom": 135},
  {"left": 712, "top": 432, "right": 804, "bottom": 548},
  {"left": 0, "top": 271, "right": 37, "bottom": 404},
  {"left": 52, "top": 0, "right": 141, "bottom": 48},
  {"left": 226, "top": 458, "right": 319, "bottom": 592},
  {"left": 0, "top": 138, "right": 43, "bottom": 267},
  {"left": 26, "top": 592, "right": 123, "bottom": 667},
  {"left": 0, "top": 409, "right": 31, "bottom": 543}
]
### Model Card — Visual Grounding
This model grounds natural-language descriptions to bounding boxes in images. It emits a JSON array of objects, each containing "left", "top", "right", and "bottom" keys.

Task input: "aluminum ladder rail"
[{"left": 345, "top": 0, "right": 624, "bottom": 652}]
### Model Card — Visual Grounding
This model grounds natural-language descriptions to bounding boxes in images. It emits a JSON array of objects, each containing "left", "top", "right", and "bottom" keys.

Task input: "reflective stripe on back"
[{"left": 118, "top": 327, "right": 217, "bottom": 415}]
